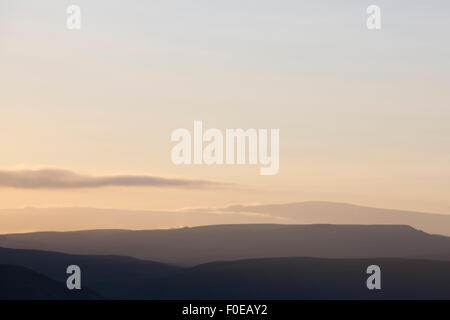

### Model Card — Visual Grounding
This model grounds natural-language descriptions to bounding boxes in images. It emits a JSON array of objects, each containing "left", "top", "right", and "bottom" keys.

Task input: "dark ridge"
[
  {"left": 1, "top": 224, "right": 449, "bottom": 266},
  {"left": 0, "top": 247, "right": 183, "bottom": 299},
  {"left": 0, "top": 264, "right": 100, "bottom": 300}
]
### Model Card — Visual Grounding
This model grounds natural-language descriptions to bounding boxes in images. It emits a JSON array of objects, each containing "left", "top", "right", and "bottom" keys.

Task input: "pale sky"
[{"left": 0, "top": 0, "right": 449, "bottom": 215}]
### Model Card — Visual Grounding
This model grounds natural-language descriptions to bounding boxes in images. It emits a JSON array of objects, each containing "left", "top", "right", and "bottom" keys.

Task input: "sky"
[{"left": 0, "top": 0, "right": 449, "bottom": 216}]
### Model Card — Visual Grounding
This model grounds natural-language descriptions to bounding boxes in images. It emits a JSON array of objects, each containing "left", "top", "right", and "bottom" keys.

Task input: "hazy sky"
[{"left": 1, "top": 0, "right": 449, "bottom": 214}]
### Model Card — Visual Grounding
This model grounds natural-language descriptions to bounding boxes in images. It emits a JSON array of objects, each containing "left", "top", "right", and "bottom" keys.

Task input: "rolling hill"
[
  {"left": 3, "top": 256, "right": 450, "bottom": 299},
  {"left": 0, "top": 264, "right": 100, "bottom": 300},
  {"left": 0, "top": 247, "right": 182, "bottom": 299},
  {"left": 146, "top": 257, "right": 450, "bottom": 300},
  {"left": 1, "top": 202, "right": 449, "bottom": 236},
  {"left": 1, "top": 224, "right": 450, "bottom": 266},
  {"left": 222, "top": 201, "right": 450, "bottom": 236}
]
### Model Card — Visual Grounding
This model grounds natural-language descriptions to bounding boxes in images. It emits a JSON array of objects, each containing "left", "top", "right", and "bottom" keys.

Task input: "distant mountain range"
[
  {"left": 1, "top": 224, "right": 450, "bottom": 266},
  {"left": 2, "top": 249, "right": 450, "bottom": 299},
  {"left": 2, "top": 223, "right": 450, "bottom": 299},
  {"left": 1, "top": 202, "right": 449, "bottom": 235},
  {"left": 2, "top": 205, "right": 450, "bottom": 299},
  {"left": 223, "top": 202, "right": 450, "bottom": 236}
]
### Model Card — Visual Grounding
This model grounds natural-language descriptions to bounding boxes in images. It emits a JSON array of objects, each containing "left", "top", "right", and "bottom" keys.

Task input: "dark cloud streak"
[{"left": 0, "top": 168, "right": 227, "bottom": 189}]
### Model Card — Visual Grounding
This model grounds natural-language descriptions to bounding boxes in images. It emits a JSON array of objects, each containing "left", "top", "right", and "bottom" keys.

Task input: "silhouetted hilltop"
[
  {"left": 0, "top": 247, "right": 182, "bottom": 299},
  {"left": 224, "top": 201, "right": 450, "bottom": 236},
  {"left": 147, "top": 257, "right": 450, "bottom": 300},
  {"left": 1, "top": 224, "right": 450, "bottom": 266},
  {"left": 2, "top": 202, "right": 449, "bottom": 235}
]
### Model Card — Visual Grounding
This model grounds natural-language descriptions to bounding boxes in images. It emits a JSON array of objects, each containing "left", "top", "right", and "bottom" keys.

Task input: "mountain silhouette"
[
  {"left": 0, "top": 247, "right": 182, "bottom": 299},
  {"left": 1, "top": 224, "right": 450, "bottom": 266},
  {"left": 2, "top": 252, "right": 450, "bottom": 299},
  {"left": 223, "top": 201, "right": 450, "bottom": 236},
  {"left": 0, "top": 264, "right": 100, "bottom": 300},
  {"left": 2, "top": 202, "right": 449, "bottom": 235},
  {"left": 146, "top": 257, "right": 450, "bottom": 300}
]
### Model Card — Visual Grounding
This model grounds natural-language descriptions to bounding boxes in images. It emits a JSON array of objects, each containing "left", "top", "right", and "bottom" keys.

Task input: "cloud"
[{"left": 0, "top": 168, "right": 228, "bottom": 190}]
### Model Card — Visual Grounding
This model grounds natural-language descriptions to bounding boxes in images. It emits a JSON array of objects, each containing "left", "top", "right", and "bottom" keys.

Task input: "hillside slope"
[{"left": 1, "top": 224, "right": 450, "bottom": 266}]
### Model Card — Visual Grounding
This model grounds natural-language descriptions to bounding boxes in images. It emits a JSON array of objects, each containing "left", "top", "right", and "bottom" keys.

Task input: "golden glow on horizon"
[{"left": 1, "top": 1, "right": 449, "bottom": 226}]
